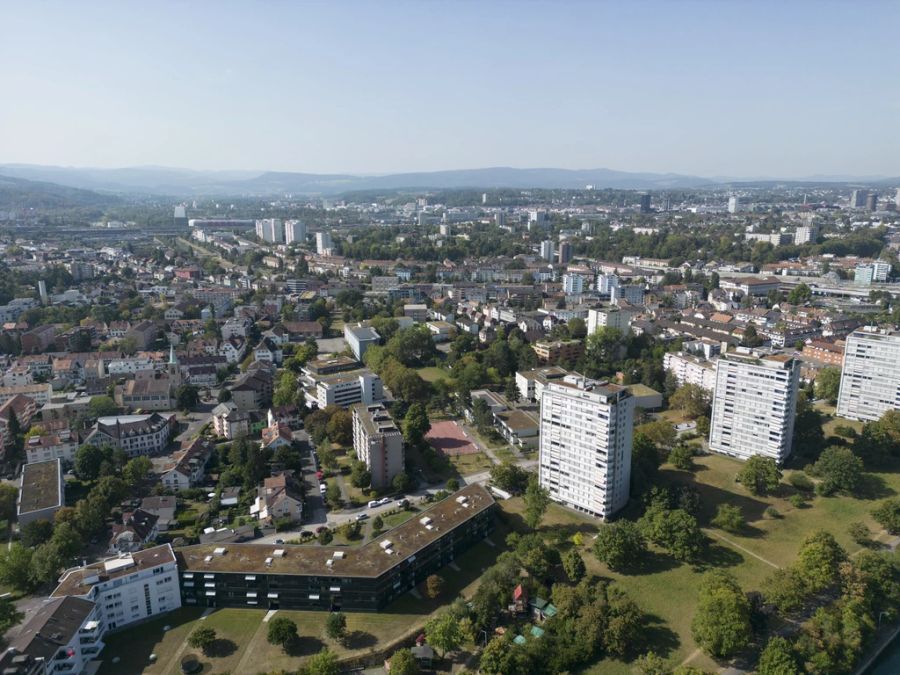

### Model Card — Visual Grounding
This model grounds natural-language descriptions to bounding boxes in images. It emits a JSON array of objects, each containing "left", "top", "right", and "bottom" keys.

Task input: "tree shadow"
[
  {"left": 205, "top": 638, "right": 237, "bottom": 658},
  {"left": 345, "top": 630, "right": 377, "bottom": 649},
  {"left": 696, "top": 542, "right": 745, "bottom": 570},
  {"left": 857, "top": 474, "right": 896, "bottom": 500},
  {"left": 619, "top": 549, "right": 681, "bottom": 576},
  {"left": 285, "top": 635, "right": 325, "bottom": 657},
  {"left": 638, "top": 612, "right": 680, "bottom": 659}
]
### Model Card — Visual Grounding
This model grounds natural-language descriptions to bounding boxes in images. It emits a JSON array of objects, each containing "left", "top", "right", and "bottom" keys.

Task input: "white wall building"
[
  {"left": 837, "top": 328, "right": 900, "bottom": 422},
  {"left": 662, "top": 352, "right": 718, "bottom": 392},
  {"left": 352, "top": 403, "right": 404, "bottom": 489},
  {"left": 540, "top": 240, "right": 554, "bottom": 262},
  {"left": 562, "top": 273, "right": 585, "bottom": 294},
  {"left": 316, "top": 371, "right": 383, "bottom": 408},
  {"left": 539, "top": 374, "right": 634, "bottom": 519},
  {"left": 255, "top": 218, "right": 283, "bottom": 243},
  {"left": 708, "top": 350, "right": 800, "bottom": 463},
  {"left": 596, "top": 274, "right": 620, "bottom": 295},
  {"left": 316, "top": 231, "right": 333, "bottom": 255},
  {"left": 285, "top": 220, "right": 306, "bottom": 245},
  {"left": 587, "top": 306, "right": 636, "bottom": 334}
]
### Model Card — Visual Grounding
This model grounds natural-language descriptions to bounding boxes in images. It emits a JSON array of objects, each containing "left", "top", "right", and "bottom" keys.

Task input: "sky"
[{"left": 1, "top": 0, "right": 899, "bottom": 178}]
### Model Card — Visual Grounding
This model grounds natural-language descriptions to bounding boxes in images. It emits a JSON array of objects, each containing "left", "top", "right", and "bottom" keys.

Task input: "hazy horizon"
[{"left": 2, "top": 1, "right": 899, "bottom": 177}]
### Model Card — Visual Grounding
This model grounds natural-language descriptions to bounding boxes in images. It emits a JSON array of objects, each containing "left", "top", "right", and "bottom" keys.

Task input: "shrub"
[
  {"left": 872, "top": 498, "right": 900, "bottom": 535},
  {"left": 789, "top": 494, "right": 806, "bottom": 508},
  {"left": 711, "top": 504, "right": 744, "bottom": 533},
  {"left": 764, "top": 506, "right": 781, "bottom": 519},
  {"left": 848, "top": 521, "right": 871, "bottom": 545},
  {"left": 788, "top": 472, "right": 814, "bottom": 492}
]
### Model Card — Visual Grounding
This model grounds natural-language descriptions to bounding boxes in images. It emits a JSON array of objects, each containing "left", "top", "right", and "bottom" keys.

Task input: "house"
[
  {"left": 260, "top": 422, "right": 293, "bottom": 452},
  {"left": 24, "top": 429, "right": 79, "bottom": 465},
  {"left": 0, "top": 596, "right": 101, "bottom": 675},
  {"left": 344, "top": 323, "right": 380, "bottom": 361},
  {"left": 159, "top": 438, "right": 214, "bottom": 490},
  {"left": 218, "top": 336, "right": 247, "bottom": 364},
  {"left": 220, "top": 486, "right": 241, "bottom": 507},
  {"left": 249, "top": 471, "right": 304, "bottom": 523},
  {"left": 230, "top": 368, "right": 274, "bottom": 411},
  {"left": 140, "top": 495, "right": 177, "bottom": 532},
  {"left": 114, "top": 376, "right": 175, "bottom": 411},
  {"left": 268, "top": 405, "right": 300, "bottom": 428},
  {"left": 125, "top": 320, "right": 159, "bottom": 351},
  {"left": 212, "top": 401, "right": 250, "bottom": 439},
  {"left": 84, "top": 413, "right": 175, "bottom": 457},
  {"left": 282, "top": 321, "right": 323, "bottom": 340},
  {"left": 109, "top": 508, "right": 159, "bottom": 553},
  {"left": 0, "top": 393, "right": 39, "bottom": 453},
  {"left": 254, "top": 337, "right": 283, "bottom": 365},
  {"left": 20, "top": 325, "right": 57, "bottom": 354},
  {"left": 426, "top": 320, "right": 456, "bottom": 342}
]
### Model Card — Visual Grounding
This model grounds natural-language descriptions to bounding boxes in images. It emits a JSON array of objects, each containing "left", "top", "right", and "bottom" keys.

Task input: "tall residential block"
[
  {"left": 285, "top": 220, "right": 306, "bottom": 245},
  {"left": 316, "top": 231, "right": 333, "bottom": 255},
  {"left": 539, "top": 374, "right": 634, "bottom": 519},
  {"left": 352, "top": 403, "right": 404, "bottom": 489},
  {"left": 837, "top": 328, "right": 900, "bottom": 422},
  {"left": 708, "top": 349, "right": 800, "bottom": 463},
  {"left": 255, "top": 218, "right": 283, "bottom": 243}
]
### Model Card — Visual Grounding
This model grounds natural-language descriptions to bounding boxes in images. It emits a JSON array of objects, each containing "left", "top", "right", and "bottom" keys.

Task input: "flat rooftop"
[
  {"left": 352, "top": 403, "right": 400, "bottom": 437},
  {"left": 177, "top": 483, "right": 495, "bottom": 578},
  {"left": 52, "top": 544, "right": 176, "bottom": 598},
  {"left": 18, "top": 459, "right": 61, "bottom": 515}
]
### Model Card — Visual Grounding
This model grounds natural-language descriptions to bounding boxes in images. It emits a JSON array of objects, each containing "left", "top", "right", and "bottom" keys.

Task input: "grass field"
[
  {"left": 447, "top": 451, "right": 494, "bottom": 476},
  {"left": 416, "top": 366, "right": 452, "bottom": 383},
  {"left": 498, "top": 449, "right": 900, "bottom": 673},
  {"left": 99, "top": 532, "right": 508, "bottom": 674}
]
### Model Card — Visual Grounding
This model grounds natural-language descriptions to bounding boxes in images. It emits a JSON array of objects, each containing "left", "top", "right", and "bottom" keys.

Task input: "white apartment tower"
[
  {"left": 316, "top": 231, "right": 334, "bottom": 255},
  {"left": 708, "top": 349, "right": 800, "bottom": 463},
  {"left": 837, "top": 328, "right": 900, "bottom": 422},
  {"left": 562, "top": 273, "right": 585, "bottom": 294},
  {"left": 540, "top": 240, "right": 555, "bottom": 262},
  {"left": 351, "top": 403, "right": 405, "bottom": 489},
  {"left": 727, "top": 196, "right": 741, "bottom": 213},
  {"left": 285, "top": 220, "right": 306, "bottom": 245},
  {"left": 255, "top": 218, "right": 283, "bottom": 243},
  {"left": 539, "top": 374, "right": 634, "bottom": 519}
]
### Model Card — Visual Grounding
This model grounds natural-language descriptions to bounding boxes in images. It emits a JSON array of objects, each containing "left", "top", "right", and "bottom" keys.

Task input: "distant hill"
[
  {"left": 0, "top": 174, "right": 121, "bottom": 209},
  {"left": 0, "top": 163, "right": 896, "bottom": 197},
  {"left": 0, "top": 164, "right": 713, "bottom": 196}
]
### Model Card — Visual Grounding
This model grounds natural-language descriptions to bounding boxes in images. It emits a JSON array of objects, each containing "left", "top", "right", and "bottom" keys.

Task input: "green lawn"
[
  {"left": 498, "top": 450, "right": 900, "bottom": 673},
  {"left": 447, "top": 451, "right": 494, "bottom": 476},
  {"left": 416, "top": 366, "right": 452, "bottom": 383},
  {"left": 379, "top": 507, "right": 419, "bottom": 530}
]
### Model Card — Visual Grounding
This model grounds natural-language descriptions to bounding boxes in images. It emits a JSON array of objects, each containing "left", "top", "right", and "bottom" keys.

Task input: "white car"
[
  {"left": 378, "top": 497, "right": 392, "bottom": 506},
  {"left": 355, "top": 513, "right": 368, "bottom": 521},
  {"left": 367, "top": 500, "right": 379, "bottom": 509},
  {"left": 319, "top": 483, "right": 327, "bottom": 493}
]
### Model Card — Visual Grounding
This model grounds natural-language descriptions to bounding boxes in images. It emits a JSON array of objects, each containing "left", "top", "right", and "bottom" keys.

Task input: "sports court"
[{"left": 425, "top": 420, "right": 479, "bottom": 456}]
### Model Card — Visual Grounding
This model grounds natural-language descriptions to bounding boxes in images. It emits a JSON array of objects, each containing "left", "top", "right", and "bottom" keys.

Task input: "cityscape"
[{"left": 1, "top": 3, "right": 899, "bottom": 675}]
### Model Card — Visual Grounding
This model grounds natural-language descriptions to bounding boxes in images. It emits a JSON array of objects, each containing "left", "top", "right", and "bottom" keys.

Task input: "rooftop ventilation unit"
[
  {"left": 273, "top": 549, "right": 285, "bottom": 558},
  {"left": 213, "top": 547, "right": 227, "bottom": 556}
]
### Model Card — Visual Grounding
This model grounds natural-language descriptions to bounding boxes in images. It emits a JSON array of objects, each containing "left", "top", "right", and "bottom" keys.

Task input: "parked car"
[
  {"left": 355, "top": 513, "right": 368, "bottom": 521},
  {"left": 367, "top": 500, "right": 379, "bottom": 508},
  {"left": 275, "top": 539, "right": 284, "bottom": 544},
  {"left": 378, "top": 497, "right": 392, "bottom": 506},
  {"left": 319, "top": 483, "right": 327, "bottom": 493}
]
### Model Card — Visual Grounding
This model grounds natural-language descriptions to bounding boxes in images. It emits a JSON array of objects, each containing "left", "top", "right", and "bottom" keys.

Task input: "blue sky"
[{"left": 1, "top": 0, "right": 898, "bottom": 177}]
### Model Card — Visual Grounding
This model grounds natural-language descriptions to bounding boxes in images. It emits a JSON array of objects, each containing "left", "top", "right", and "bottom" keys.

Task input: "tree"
[
  {"left": 425, "top": 573, "right": 445, "bottom": 599},
  {"left": 568, "top": 317, "right": 587, "bottom": 339},
  {"left": 19, "top": 520, "right": 53, "bottom": 548},
  {"left": 811, "top": 446, "right": 864, "bottom": 495},
  {"left": 634, "top": 651, "right": 669, "bottom": 675},
  {"left": 175, "top": 384, "right": 200, "bottom": 411},
  {"left": 872, "top": 498, "right": 900, "bottom": 534},
  {"left": 669, "top": 384, "right": 710, "bottom": 419},
  {"left": 742, "top": 324, "right": 763, "bottom": 347},
  {"left": 814, "top": 367, "right": 841, "bottom": 404},
  {"left": 325, "top": 611, "right": 347, "bottom": 642},
  {"left": 640, "top": 506, "right": 705, "bottom": 562},
  {"left": 691, "top": 570, "right": 752, "bottom": 658},
  {"left": 636, "top": 419, "right": 676, "bottom": 448},
  {"left": 0, "top": 544, "right": 34, "bottom": 592},
  {"left": 88, "top": 395, "right": 118, "bottom": 418},
  {"left": 267, "top": 616, "right": 298, "bottom": 651},
  {"left": 402, "top": 403, "right": 431, "bottom": 446},
  {"left": 489, "top": 461, "right": 529, "bottom": 494},
  {"left": 424, "top": 611, "right": 464, "bottom": 658},
  {"left": 594, "top": 520, "right": 646, "bottom": 570},
  {"left": 325, "top": 482, "right": 342, "bottom": 508},
  {"left": 470, "top": 398, "right": 493, "bottom": 432},
  {"left": 393, "top": 471, "right": 414, "bottom": 493},
  {"left": 389, "top": 648, "right": 420, "bottom": 675},
  {"left": 30, "top": 540, "right": 67, "bottom": 587},
  {"left": 795, "top": 530, "right": 847, "bottom": 593},
  {"left": 123, "top": 455, "right": 152, "bottom": 488},
  {"left": 787, "top": 283, "right": 812, "bottom": 305},
  {"left": 349, "top": 461, "right": 371, "bottom": 489},
  {"left": 0, "top": 484, "right": 18, "bottom": 522},
  {"left": 299, "top": 648, "right": 339, "bottom": 675},
  {"left": 763, "top": 567, "right": 808, "bottom": 612},
  {"left": 711, "top": 504, "right": 744, "bottom": 533},
  {"left": 325, "top": 408, "right": 352, "bottom": 446},
  {"left": 668, "top": 444, "right": 695, "bottom": 471},
  {"left": 735, "top": 455, "right": 782, "bottom": 495},
  {"left": 562, "top": 548, "right": 586, "bottom": 582},
  {"left": 188, "top": 626, "right": 217, "bottom": 654},
  {"left": 757, "top": 636, "right": 800, "bottom": 675},
  {"left": 522, "top": 476, "right": 550, "bottom": 530},
  {"left": 74, "top": 443, "right": 111, "bottom": 481},
  {"left": 372, "top": 514, "right": 384, "bottom": 531},
  {"left": 0, "top": 597, "right": 22, "bottom": 636}
]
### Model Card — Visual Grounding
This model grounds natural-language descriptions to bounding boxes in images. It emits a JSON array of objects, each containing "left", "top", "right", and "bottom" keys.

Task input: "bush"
[
  {"left": 711, "top": 504, "right": 744, "bottom": 533},
  {"left": 318, "top": 529, "right": 333, "bottom": 545},
  {"left": 764, "top": 506, "right": 781, "bottom": 519},
  {"left": 274, "top": 517, "right": 294, "bottom": 532},
  {"left": 872, "top": 498, "right": 900, "bottom": 535},
  {"left": 848, "top": 521, "right": 871, "bottom": 545},
  {"left": 372, "top": 515, "right": 384, "bottom": 531},
  {"left": 788, "top": 472, "right": 814, "bottom": 493},
  {"left": 789, "top": 494, "right": 806, "bottom": 508}
]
